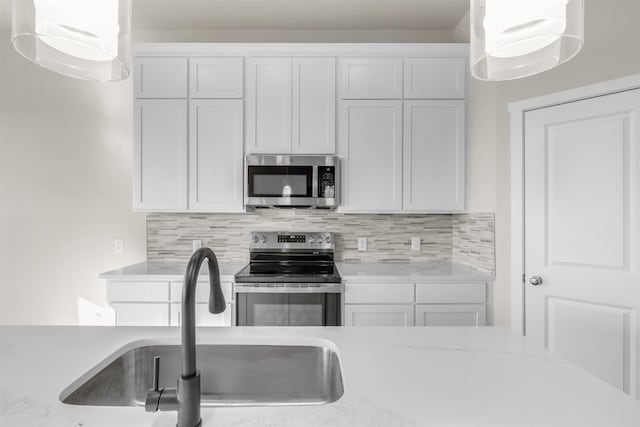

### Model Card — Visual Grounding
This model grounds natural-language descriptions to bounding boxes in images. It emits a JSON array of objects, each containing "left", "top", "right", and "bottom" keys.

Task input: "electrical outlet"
[
  {"left": 114, "top": 239, "right": 124, "bottom": 255},
  {"left": 411, "top": 237, "right": 421, "bottom": 252},
  {"left": 357, "top": 237, "right": 367, "bottom": 252},
  {"left": 192, "top": 239, "right": 202, "bottom": 251}
]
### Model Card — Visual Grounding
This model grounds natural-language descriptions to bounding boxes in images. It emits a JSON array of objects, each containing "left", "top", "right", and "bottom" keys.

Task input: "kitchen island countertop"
[{"left": 1, "top": 325, "right": 639, "bottom": 427}]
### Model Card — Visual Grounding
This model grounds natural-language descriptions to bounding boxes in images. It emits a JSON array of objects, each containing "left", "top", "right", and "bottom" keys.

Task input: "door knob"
[{"left": 529, "top": 275, "right": 543, "bottom": 286}]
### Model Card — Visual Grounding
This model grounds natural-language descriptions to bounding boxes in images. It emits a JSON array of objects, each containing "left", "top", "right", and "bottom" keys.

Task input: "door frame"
[{"left": 508, "top": 73, "right": 640, "bottom": 334}]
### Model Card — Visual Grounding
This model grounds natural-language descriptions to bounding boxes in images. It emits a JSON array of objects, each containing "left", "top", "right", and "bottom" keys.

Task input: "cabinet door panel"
[
  {"left": 344, "top": 304, "right": 414, "bottom": 326},
  {"left": 189, "top": 58, "right": 243, "bottom": 98},
  {"left": 403, "top": 100, "right": 465, "bottom": 211},
  {"left": 340, "top": 58, "right": 402, "bottom": 99},
  {"left": 246, "top": 58, "right": 292, "bottom": 153},
  {"left": 415, "top": 283, "right": 486, "bottom": 304},
  {"left": 338, "top": 101, "right": 402, "bottom": 211},
  {"left": 415, "top": 304, "right": 486, "bottom": 327},
  {"left": 135, "top": 58, "right": 187, "bottom": 98},
  {"left": 189, "top": 100, "right": 244, "bottom": 211},
  {"left": 134, "top": 100, "right": 187, "bottom": 211},
  {"left": 404, "top": 58, "right": 466, "bottom": 99},
  {"left": 292, "top": 58, "right": 336, "bottom": 154},
  {"left": 112, "top": 303, "right": 169, "bottom": 326}
]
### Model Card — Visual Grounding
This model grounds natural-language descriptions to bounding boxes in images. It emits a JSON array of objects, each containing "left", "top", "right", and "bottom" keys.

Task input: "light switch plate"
[
  {"left": 192, "top": 239, "right": 202, "bottom": 251},
  {"left": 357, "top": 237, "right": 367, "bottom": 252},
  {"left": 411, "top": 237, "right": 421, "bottom": 251},
  {"left": 114, "top": 239, "right": 124, "bottom": 255}
]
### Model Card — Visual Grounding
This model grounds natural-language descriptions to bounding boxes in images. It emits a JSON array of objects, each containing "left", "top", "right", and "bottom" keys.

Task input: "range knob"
[
  {"left": 324, "top": 235, "right": 332, "bottom": 244},
  {"left": 308, "top": 237, "right": 315, "bottom": 244},
  {"left": 252, "top": 235, "right": 259, "bottom": 244},
  {"left": 260, "top": 235, "right": 267, "bottom": 244}
]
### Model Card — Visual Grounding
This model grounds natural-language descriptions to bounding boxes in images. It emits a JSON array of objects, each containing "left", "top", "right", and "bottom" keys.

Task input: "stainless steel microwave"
[{"left": 245, "top": 155, "right": 339, "bottom": 209}]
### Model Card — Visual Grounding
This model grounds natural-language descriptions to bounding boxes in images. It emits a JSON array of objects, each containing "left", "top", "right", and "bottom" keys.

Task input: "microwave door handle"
[{"left": 312, "top": 166, "right": 318, "bottom": 198}]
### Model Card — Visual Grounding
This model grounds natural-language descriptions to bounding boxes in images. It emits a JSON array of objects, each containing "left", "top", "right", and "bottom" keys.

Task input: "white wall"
[{"left": 0, "top": 3, "right": 147, "bottom": 324}]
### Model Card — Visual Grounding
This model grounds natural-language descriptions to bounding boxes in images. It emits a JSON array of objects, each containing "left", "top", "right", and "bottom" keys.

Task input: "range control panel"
[
  {"left": 251, "top": 231, "right": 334, "bottom": 249},
  {"left": 277, "top": 234, "right": 306, "bottom": 243}
]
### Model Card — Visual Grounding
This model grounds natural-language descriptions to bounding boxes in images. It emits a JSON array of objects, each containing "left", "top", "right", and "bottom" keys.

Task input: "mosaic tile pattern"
[
  {"left": 147, "top": 210, "right": 495, "bottom": 273},
  {"left": 452, "top": 213, "right": 495, "bottom": 273}
]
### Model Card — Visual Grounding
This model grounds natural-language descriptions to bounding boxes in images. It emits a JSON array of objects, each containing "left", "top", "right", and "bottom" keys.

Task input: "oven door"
[
  {"left": 246, "top": 164, "right": 316, "bottom": 207},
  {"left": 236, "top": 293, "right": 341, "bottom": 326}
]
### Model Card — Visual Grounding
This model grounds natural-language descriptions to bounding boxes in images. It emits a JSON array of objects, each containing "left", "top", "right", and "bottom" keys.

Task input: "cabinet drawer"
[
  {"left": 339, "top": 58, "right": 402, "bottom": 99},
  {"left": 170, "top": 281, "right": 234, "bottom": 303},
  {"left": 345, "top": 282, "right": 414, "bottom": 304},
  {"left": 415, "top": 304, "right": 486, "bottom": 327},
  {"left": 135, "top": 58, "right": 188, "bottom": 98},
  {"left": 106, "top": 281, "right": 169, "bottom": 302},
  {"left": 170, "top": 303, "right": 233, "bottom": 327},
  {"left": 344, "top": 304, "right": 414, "bottom": 326},
  {"left": 189, "top": 58, "right": 243, "bottom": 98},
  {"left": 415, "top": 283, "right": 486, "bottom": 304},
  {"left": 404, "top": 58, "right": 466, "bottom": 99},
  {"left": 111, "top": 303, "right": 170, "bottom": 326}
]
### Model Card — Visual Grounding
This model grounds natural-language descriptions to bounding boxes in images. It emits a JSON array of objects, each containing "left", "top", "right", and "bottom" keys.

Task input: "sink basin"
[{"left": 60, "top": 340, "right": 344, "bottom": 407}]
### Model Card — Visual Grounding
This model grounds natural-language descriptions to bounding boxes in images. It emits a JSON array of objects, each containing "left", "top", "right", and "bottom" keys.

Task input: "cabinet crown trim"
[{"left": 133, "top": 43, "right": 470, "bottom": 58}]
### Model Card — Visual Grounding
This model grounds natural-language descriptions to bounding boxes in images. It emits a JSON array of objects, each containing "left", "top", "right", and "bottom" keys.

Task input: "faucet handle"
[
  {"left": 145, "top": 356, "right": 162, "bottom": 412},
  {"left": 152, "top": 356, "right": 160, "bottom": 391}
]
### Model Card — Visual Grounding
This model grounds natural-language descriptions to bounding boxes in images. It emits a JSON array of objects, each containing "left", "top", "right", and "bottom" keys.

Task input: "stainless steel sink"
[{"left": 60, "top": 341, "right": 344, "bottom": 407}]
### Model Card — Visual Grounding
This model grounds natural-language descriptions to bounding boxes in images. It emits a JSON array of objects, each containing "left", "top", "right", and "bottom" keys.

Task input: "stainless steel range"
[{"left": 235, "top": 231, "right": 342, "bottom": 326}]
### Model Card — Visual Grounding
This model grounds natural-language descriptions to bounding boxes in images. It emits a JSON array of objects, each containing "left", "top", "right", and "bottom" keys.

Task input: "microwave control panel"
[{"left": 318, "top": 166, "right": 336, "bottom": 198}]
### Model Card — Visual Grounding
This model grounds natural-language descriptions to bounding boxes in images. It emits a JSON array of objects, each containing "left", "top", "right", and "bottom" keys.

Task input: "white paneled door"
[{"left": 524, "top": 89, "right": 640, "bottom": 397}]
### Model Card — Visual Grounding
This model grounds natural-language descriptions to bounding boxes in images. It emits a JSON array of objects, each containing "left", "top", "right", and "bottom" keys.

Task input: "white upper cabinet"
[
  {"left": 338, "top": 100, "right": 403, "bottom": 211},
  {"left": 292, "top": 58, "right": 336, "bottom": 154},
  {"left": 135, "top": 58, "right": 188, "bottom": 98},
  {"left": 134, "top": 99, "right": 188, "bottom": 211},
  {"left": 404, "top": 58, "right": 466, "bottom": 99},
  {"left": 189, "top": 100, "right": 244, "bottom": 212},
  {"left": 189, "top": 58, "right": 244, "bottom": 98},
  {"left": 245, "top": 58, "right": 293, "bottom": 153},
  {"left": 131, "top": 44, "right": 469, "bottom": 213},
  {"left": 403, "top": 100, "right": 465, "bottom": 211},
  {"left": 246, "top": 57, "right": 336, "bottom": 154},
  {"left": 339, "top": 58, "right": 403, "bottom": 99}
]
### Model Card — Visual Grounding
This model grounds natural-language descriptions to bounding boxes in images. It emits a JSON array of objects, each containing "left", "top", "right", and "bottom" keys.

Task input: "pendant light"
[
  {"left": 470, "top": 0, "right": 584, "bottom": 81},
  {"left": 11, "top": 0, "right": 132, "bottom": 82}
]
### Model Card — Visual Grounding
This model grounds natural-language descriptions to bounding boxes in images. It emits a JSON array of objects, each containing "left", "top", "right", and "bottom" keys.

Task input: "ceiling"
[{"left": 132, "top": 0, "right": 471, "bottom": 32}]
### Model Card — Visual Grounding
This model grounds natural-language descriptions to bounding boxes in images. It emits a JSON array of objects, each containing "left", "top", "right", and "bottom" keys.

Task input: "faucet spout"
[
  {"left": 146, "top": 248, "right": 226, "bottom": 427},
  {"left": 182, "top": 247, "right": 226, "bottom": 377}
]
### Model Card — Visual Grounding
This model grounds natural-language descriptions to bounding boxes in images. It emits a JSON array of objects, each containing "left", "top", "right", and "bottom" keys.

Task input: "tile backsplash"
[{"left": 147, "top": 210, "right": 495, "bottom": 273}]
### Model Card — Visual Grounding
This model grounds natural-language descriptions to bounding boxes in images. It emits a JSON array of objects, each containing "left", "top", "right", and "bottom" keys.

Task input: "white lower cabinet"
[
  {"left": 107, "top": 279, "right": 234, "bottom": 326},
  {"left": 415, "top": 304, "right": 486, "bottom": 327},
  {"left": 111, "top": 303, "right": 170, "bottom": 326},
  {"left": 343, "top": 281, "right": 489, "bottom": 327},
  {"left": 170, "top": 303, "right": 234, "bottom": 327},
  {"left": 344, "top": 304, "right": 414, "bottom": 326}
]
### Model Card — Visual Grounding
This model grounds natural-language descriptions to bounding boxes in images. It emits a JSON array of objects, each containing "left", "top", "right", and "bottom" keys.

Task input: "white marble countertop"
[
  {"left": 100, "top": 260, "right": 492, "bottom": 283},
  {"left": 1, "top": 326, "right": 639, "bottom": 427},
  {"left": 99, "top": 260, "right": 247, "bottom": 281},
  {"left": 336, "top": 261, "right": 493, "bottom": 282}
]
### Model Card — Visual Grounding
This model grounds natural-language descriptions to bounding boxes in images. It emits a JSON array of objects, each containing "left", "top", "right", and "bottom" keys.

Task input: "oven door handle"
[{"left": 234, "top": 283, "right": 344, "bottom": 294}]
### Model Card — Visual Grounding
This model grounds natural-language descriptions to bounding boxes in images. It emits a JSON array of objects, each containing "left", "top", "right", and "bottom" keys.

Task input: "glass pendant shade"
[
  {"left": 11, "top": 0, "right": 132, "bottom": 81},
  {"left": 471, "top": 0, "right": 584, "bottom": 81}
]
